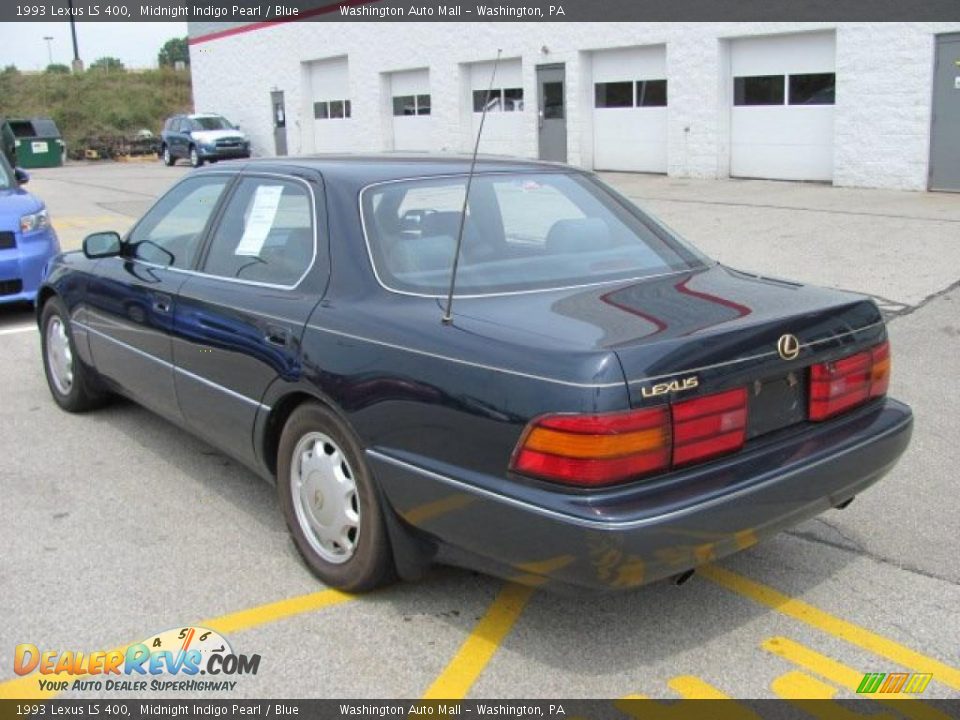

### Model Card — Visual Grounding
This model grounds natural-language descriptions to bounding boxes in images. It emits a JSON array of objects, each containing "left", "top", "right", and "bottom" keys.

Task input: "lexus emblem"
[{"left": 777, "top": 334, "right": 800, "bottom": 361}]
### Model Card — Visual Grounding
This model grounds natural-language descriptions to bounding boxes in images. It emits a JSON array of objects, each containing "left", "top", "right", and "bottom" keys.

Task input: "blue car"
[{"left": 0, "top": 154, "right": 60, "bottom": 305}]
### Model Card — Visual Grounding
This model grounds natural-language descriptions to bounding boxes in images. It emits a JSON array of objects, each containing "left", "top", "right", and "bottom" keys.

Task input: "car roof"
[{"left": 204, "top": 153, "right": 584, "bottom": 185}]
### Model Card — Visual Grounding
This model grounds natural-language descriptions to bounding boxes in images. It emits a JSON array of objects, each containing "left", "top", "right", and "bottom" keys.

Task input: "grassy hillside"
[{"left": 0, "top": 68, "right": 192, "bottom": 151}]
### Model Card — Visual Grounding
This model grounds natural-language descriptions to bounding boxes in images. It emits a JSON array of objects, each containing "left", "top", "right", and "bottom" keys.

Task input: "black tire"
[
  {"left": 161, "top": 144, "right": 175, "bottom": 166},
  {"left": 276, "top": 402, "right": 396, "bottom": 592},
  {"left": 40, "top": 297, "right": 109, "bottom": 413},
  {"left": 189, "top": 145, "right": 203, "bottom": 168}
]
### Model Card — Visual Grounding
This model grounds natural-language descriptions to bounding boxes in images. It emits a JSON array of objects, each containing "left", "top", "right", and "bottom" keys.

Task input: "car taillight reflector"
[
  {"left": 512, "top": 407, "right": 671, "bottom": 487},
  {"left": 511, "top": 387, "right": 750, "bottom": 487},
  {"left": 809, "top": 341, "right": 890, "bottom": 421},
  {"left": 672, "top": 387, "right": 748, "bottom": 467}
]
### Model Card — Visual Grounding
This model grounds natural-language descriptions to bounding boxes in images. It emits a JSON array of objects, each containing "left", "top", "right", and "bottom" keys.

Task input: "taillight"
[
  {"left": 511, "top": 387, "right": 749, "bottom": 487},
  {"left": 672, "top": 387, "right": 748, "bottom": 466},
  {"left": 809, "top": 341, "right": 890, "bottom": 421},
  {"left": 512, "top": 407, "right": 671, "bottom": 487}
]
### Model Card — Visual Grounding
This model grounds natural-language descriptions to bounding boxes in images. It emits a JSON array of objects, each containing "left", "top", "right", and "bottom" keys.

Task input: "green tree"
[
  {"left": 46, "top": 63, "right": 70, "bottom": 74},
  {"left": 2, "top": 64, "right": 18, "bottom": 75},
  {"left": 157, "top": 37, "right": 189, "bottom": 67},
  {"left": 89, "top": 56, "right": 125, "bottom": 72}
]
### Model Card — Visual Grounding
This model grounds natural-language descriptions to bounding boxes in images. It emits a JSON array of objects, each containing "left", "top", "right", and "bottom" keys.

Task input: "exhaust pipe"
[{"left": 672, "top": 569, "right": 696, "bottom": 586}]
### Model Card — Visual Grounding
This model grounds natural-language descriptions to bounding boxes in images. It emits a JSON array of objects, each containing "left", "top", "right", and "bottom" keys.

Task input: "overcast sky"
[{"left": 0, "top": 22, "right": 189, "bottom": 70}]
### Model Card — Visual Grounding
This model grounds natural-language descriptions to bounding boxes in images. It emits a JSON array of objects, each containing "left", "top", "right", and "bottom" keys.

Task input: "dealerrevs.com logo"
[{"left": 14, "top": 626, "right": 261, "bottom": 693}]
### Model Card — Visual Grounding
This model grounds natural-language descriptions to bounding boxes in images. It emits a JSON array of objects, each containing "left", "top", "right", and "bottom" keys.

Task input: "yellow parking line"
[
  {"left": 667, "top": 675, "right": 732, "bottom": 699},
  {"left": 763, "top": 637, "right": 951, "bottom": 720},
  {"left": 772, "top": 670, "right": 838, "bottom": 699},
  {"left": 421, "top": 583, "right": 535, "bottom": 699},
  {"left": 701, "top": 565, "right": 960, "bottom": 691},
  {"left": 616, "top": 681, "right": 762, "bottom": 720},
  {"left": 0, "top": 588, "right": 353, "bottom": 700}
]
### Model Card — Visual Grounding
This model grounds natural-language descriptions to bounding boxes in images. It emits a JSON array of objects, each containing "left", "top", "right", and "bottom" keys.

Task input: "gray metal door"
[
  {"left": 930, "top": 34, "right": 960, "bottom": 191},
  {"left": 271, "top": 90, "right": 288, "bottom": 156},
  {"left": 537, "top": 64, "right": 567, "bottom": 163}
]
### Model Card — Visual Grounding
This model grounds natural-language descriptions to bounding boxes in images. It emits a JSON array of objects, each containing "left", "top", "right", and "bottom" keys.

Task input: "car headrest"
[{"left": 545, "top": 218, "right": 614, "bottom": 254}]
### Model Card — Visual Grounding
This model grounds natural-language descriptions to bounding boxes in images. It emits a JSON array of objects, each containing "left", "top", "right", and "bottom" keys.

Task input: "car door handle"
[
  {"left": 264, "top": 325, "right": 291, "bottom": 346},
  {"left": 152, "top": 295, "right": 172, "bottom": 314}
]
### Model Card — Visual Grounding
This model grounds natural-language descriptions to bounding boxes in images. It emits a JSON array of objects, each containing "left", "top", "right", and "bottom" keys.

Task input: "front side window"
[
  {"left": 202, "top": 177, "right": 314, "bottom": 287},
  {"left": 127, "top": 177, "right": 229, "bottom": 269},
  {"left": 362, "top": 173, "right": 707, "bottom": 296}
]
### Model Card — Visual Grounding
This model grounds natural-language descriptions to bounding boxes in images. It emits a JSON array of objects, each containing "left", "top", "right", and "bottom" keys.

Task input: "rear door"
[
  {"left": 84, "top": 174, "right": 232, "bottom": 420},
  {"left": 172, "top": 170, "right": 327, "bottom": 466}
]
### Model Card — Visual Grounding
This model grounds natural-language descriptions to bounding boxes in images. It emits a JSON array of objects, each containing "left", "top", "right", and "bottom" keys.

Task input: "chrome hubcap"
[
  {"left": 190, "top": 148, "right": 198, "bottom": 164},
  {"left": 46, "top": 316, "right": 73, "bottom": 395},
  {"left": 163, "top": 147, "right": 170, "bottom": 163},
  {"left": 290, "top": 432, "right": 360, "bottom": 564}
]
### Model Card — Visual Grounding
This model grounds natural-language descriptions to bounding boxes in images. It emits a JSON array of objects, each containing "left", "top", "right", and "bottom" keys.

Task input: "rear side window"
[
  {"left": 362, "top": 172, "right": 707, "bottom": 296},
  {"left": 201, "top": 177, "right": 314, "bottom": 287}
]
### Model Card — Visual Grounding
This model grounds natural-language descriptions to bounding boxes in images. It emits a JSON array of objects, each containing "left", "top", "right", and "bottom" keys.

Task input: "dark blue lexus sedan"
[{"left": 36, "top": 156, "right": 912, "bottom": 593}]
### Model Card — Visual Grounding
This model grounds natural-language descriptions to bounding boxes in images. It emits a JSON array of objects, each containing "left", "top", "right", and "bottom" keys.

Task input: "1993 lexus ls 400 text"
[{"left": 35, "top": 156, "right": 912, "bottom": 593}]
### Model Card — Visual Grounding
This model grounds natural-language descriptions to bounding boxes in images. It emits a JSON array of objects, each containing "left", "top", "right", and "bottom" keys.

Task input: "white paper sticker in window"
[{"left": 235, "top": 185, "right": 284, "bottom": 256}]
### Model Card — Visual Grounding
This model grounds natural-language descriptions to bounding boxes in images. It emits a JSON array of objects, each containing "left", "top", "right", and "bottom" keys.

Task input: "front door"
[
  {"left": 173, "top": 171, "right": 325, "bottom": 466},
  {"left": 930, "top": 33, "right": 960, "bottom": 191},
  {"left": 537, "top": 64, "right": 567, "bottom": 163},
  {"left": 84, "top": 175, "right": 232, "bottom": 421}
]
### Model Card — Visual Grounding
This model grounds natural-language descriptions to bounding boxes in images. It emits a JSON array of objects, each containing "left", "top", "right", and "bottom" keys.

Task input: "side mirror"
[
  {"left": 14, "top": 167, "right": 29, "bottom": 185},
  {"left": 83, "top": 231, "right": 122, "bottom": 259}
]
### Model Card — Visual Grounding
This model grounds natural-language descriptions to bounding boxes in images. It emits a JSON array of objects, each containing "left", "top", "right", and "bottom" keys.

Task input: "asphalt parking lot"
[{"left": 1, "top": 161, "right": 959, "bottom": 704}]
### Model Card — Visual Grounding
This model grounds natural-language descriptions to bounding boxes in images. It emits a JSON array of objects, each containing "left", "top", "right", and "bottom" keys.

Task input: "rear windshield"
[{"left": 361, "top": 172, "right": 709, "bottom": 296}]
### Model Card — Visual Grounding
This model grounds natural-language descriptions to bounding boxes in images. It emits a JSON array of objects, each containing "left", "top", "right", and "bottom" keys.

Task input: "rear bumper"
[{"left": 369, "top": 397, "right": 913, "bottom": 593}]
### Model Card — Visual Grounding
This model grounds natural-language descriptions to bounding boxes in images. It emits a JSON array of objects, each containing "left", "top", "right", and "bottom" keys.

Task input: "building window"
[
  {"left": 594, "top": 81, "right": 633, "bottom": 108},
  {"left": 595, "top": 80, "right": 668, "bottom": 108},
  {"left": 733, "top": 75, "right": 786, "bottom": 106},
  {"left": 637, "top": 79, "right": 668, "bottom": 107},
  {"left": 393, "top": 94, "right": 431, "bottom": 116},
  {"left": 314, "top": 99, "right": 351, "bottom": 119},
  {"left": 789, "top": 73, "right": 835, "bottom": 105},
  {"left": 473, "top": 88, "right": 524, "bottom": 113}
]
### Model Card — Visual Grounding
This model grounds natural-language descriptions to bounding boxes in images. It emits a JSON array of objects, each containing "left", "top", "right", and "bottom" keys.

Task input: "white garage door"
[
  {"left": 592, "top": 46, "right": 668, "bottom": 173},
  {"left": 730, "top": 32, "right": 836, "bottom": 181},
  {"left": 308, "top": 56, "right": 352, "bottom": 153},
  {"left": 390, "top": 69, "right": 432, "bottom": 152},
  {"left": 469, "top": 58, "right": 524, "bottom": 156}
]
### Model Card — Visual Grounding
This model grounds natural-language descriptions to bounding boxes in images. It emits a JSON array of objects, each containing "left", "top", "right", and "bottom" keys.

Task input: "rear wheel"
[
  {"left": 276, "top": 402, "right": 396, "bottom": 591},
  {"left": 40, "top": 297, "right": 108, "bottom": 412},
  {"left": 161, "top": 144, "right": 174, "bottom": 166},
  {"left": 189, "top": 145, "right": 203, "bottom": 168}
]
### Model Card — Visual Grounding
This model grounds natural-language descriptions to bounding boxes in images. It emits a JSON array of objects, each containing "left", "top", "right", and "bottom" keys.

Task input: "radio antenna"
[{"left": 442, "top": 49, "right": 502, "bottom": 325}]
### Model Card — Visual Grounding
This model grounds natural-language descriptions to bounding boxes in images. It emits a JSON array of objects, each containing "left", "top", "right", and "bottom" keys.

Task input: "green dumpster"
[{"left": 9, "top": 117, "right": 65, "bottom": 168}]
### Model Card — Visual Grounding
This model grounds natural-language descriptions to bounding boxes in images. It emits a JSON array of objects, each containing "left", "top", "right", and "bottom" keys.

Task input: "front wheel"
[
  {"left": 40, "top": 297, "right": 109, "bottom": 412},
  {"left": 189, "top": 145, "right": 203, "bottom": 168},
  {"left": 161, "top": 144, "right": 175, "bottom": 166},
  {"left": 276, "top": 402, "right": 396, "bottom": 591}
]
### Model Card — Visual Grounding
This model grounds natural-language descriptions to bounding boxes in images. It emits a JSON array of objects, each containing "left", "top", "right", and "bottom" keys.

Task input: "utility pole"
[
  {"left": 68, "top": 0, "right": 83, "bottom": 72},
  {"left": 43, "top": 36, "right": 54, "bottom": 66}
]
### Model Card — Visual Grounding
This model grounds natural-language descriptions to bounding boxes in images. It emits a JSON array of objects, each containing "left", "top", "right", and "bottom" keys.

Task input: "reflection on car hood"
[{"left": 192, "top": 129, "right": 246, "bottom": 144}]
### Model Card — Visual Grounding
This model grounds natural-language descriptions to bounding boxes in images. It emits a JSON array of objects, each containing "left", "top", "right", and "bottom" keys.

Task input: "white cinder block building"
[{"left": 187, "top": 22, "right": 960, "bottom": 191}]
